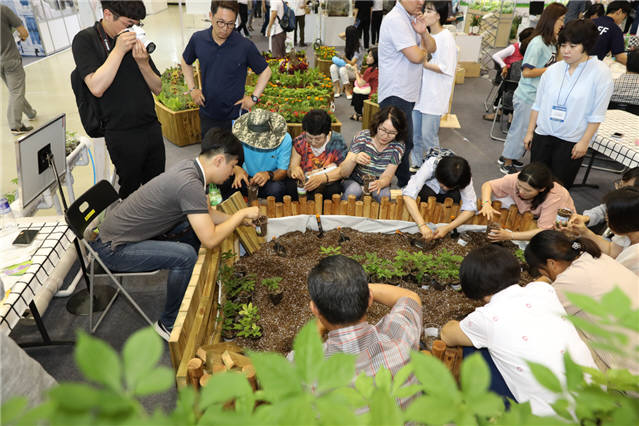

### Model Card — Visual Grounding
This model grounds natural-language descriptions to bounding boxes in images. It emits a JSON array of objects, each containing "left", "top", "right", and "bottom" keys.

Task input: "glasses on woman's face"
[
  {"left": 215, "top": 19, "right": 235, "bottom": 29},
  {"left": 378, "top": 125, "right": 398, "bottom": 137}
]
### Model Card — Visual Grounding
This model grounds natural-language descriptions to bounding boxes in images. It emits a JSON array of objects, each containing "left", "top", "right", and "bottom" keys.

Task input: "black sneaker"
[
  {"left": 11, "top": 125, "right": 33, "bottom": 135},
  {"left": 497, "top": 156, "right": 524, "bottom": 168},
  {"left": 500, "top": 164, "right": 518, "bottom": 175}
]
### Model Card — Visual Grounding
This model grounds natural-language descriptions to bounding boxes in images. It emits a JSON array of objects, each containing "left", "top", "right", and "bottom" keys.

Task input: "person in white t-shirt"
[
  {"left": 442, "top": 245, "right": 598, "bottom": 417},
  {"left": 411, "top": 1, "right": 457, "bottom": 169},
  {"left": 266, "top": 0, "right": 286, "bottom": 58},
  {"left": 567, "top": 187, "right": 639, "bottom": 276}
]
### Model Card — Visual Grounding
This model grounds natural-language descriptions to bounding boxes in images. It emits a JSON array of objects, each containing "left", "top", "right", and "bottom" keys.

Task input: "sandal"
[{"left": 350, "top": 113, "right": 359, "bottom": 121}]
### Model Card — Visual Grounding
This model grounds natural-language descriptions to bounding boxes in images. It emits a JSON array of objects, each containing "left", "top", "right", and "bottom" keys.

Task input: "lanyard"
[
  {"left": 555, "top": 59, "right": 589, "bottom": 107},
  {"left": 95, "top": 21, "right": 112, "bottom": 54}
]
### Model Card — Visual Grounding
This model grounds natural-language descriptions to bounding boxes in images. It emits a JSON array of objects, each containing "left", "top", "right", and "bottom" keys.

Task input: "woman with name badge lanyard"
[
  {"left": 498, "top": 2, "right": 566, "bottom": 175},
  {"left": 524, "top": 19, "right": 613, "bottom": 189}
]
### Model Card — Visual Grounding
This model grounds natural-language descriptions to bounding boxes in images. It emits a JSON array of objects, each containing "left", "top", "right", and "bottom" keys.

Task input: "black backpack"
[
  {"left": 70, "top": 24, "right": 109, "bottom": 138},
  {"left": 277, "top": 1, "right": 296, "bottom": 32}
]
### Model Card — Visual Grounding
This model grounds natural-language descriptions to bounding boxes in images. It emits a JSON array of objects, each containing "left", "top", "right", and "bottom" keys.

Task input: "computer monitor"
[
  {"left": 14, "top": 114, "right": 67, "bottom": 210},
  {"left": 530, "top": 1, "right": 545, "bottom": 16}
]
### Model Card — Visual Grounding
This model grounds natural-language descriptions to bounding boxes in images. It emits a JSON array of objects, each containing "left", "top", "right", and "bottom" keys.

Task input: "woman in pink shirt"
[{"left": 480, "top": 162, "right": 575, "bottom": 241}]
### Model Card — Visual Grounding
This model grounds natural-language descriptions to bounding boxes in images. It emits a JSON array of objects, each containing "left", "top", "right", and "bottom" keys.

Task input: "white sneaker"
[
  {"left": 346, "top": 94, "right": 353, "bottom": 100},
  {"left": 153, "top": 321, "right": 171, "bottom": 342},
  {"left": 334, "top": 93, "right": 341, "bottom": 98}
]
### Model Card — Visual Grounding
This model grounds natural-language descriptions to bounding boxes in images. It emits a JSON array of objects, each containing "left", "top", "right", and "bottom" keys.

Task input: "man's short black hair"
[
  {"left": 302, "top": 109, "right": 332, "bottom": 136},
  {"left": 558, "top": 19, "right": 599, "bottom": 55},
  {"left": 627, "top": 50, "right": 639, "bottom": 74},
  {"left": 435, "top": 156, "right": 471, "bottom": 190},
  {"left": 200, "top": 127, "right": 244, "bottom": 164},
  {"left": 606, "top": 1, "right": 632, "bottom": 15},
  {"left": 210, "top": 0, "right": 239, "bottom": 16},
  {"left": 307, "top": 255, "right": 369, "bottom": 325},
  {"left": 604, "top": 187, "right": 639, "bottom": 234},
  {"left": 460, "top": 245, "right": 521, "bottom": 300},
  {"left": 101, "top": 1, "right": 146, "bottom": 20}
]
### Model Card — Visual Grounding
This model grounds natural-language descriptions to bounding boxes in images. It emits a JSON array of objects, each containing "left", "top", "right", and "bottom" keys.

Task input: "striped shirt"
[
  {"left": 324, "top": 297, "right": 422, "bottom": 407},
  {"left": 349, "top": 130, "right": 405, "bottom": 184}
]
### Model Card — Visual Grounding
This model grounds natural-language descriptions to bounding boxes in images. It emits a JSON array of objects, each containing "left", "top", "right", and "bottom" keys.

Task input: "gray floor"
[{"left": 9, "top": 31, "right": 619, "bottom": 414}]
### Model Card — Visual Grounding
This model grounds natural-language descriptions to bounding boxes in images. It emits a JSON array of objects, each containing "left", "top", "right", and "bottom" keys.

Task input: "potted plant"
[
  {"left": 261, "top": 277, "right": 284, "bottom": 305},
  {"left": 470, "top": 14, "right": 482, "bottom": 35}
]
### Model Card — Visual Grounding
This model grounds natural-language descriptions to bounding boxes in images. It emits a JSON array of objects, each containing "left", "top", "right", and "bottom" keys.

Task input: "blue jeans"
[
  {"left": 411, "top": 110, "right": 441, "bottom": 167},
  {"left": 501, "top": 96, "right": 533, "bottom": 161},
  {"left": 379, "top": 96, "right": 414, "bottom": 187},
  {"left": 342, "top": 178, "right": 390, "bottom": 202},
  {"left": 89, "top": 220, "right": 200, "bottom": 329},
  {"left": 463, "top": 347, "right": 515, "bottom": 407}
]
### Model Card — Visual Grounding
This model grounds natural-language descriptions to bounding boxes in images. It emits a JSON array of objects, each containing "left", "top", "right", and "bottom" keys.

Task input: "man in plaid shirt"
[{"left": 307, "top": 255, "right": 423, "bottom": 394}]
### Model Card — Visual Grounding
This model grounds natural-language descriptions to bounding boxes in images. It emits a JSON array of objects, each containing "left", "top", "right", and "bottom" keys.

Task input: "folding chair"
[
  {"left": 65, "top": 180, "right": 158, "bottom": 333},
  {"left": 484, "top": 60, "right": 503, "bottom": 112},
  {"left": 490, "top": 61, "right": 522, "bottom": 142}
]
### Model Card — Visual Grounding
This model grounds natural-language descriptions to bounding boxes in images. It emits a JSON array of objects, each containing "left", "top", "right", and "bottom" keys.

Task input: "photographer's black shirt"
[{"left": 72, "top": 21, "right": 161, "bottom": 131}]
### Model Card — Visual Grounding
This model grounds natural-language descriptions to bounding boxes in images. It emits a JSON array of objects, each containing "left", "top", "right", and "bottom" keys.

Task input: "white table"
[
  {"left": 1, "top": 217, "right": 74, "bottom": 336},
  {"left": 579, "top": 109, "right": 639, "bottom": 186}
]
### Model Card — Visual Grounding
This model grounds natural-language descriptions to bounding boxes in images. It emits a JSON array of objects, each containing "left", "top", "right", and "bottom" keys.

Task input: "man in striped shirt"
[{"left": 307, "top": 255, "right": 422, "bottom": 405}]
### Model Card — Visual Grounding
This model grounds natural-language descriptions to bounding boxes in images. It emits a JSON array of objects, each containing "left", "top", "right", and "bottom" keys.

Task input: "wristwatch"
[
  {"left": 251, "top": 94, "right": 260, "bottom": 104},
  {"left": 267, "top": 171, "right": 274, "bottom": 180}
]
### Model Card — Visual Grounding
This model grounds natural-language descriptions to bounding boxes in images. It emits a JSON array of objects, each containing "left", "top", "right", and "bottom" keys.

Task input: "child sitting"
[
  {"left": 441, "top": 245, "right": 597, "bottom": 416},
  {"left": 350, "top": 47, "right": 379, "bottom": 121}
]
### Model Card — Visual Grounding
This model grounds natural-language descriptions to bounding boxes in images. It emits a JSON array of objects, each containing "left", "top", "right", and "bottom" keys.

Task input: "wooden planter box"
[
  {"left": 314, "top": 58, "right": 332, "bottom": 78},
  {"left": 169, "top": 193, "right": 537, "bottom": 388},
  {"left": 155, "top": 99, "right": 201, "bottom": 147},
  {"left": 362, "top": 99, "right": 379, "bottom": 131},
  {"left": 287, "top": 118, "right": 342, "bottom": 140}
]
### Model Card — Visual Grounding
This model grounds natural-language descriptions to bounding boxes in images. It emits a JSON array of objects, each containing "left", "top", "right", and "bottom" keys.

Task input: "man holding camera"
[
  {"left": 72, "top": 0, "right": 165, "bottom": 199},
  {"left": 181, "top": 1, "right": 272, "bottom": 138}
]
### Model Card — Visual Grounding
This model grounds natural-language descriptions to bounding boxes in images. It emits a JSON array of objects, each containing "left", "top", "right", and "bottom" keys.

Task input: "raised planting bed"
[
  {"left": 314, "top": 46, "right": 337, "bottom": 78},
  {"left": 287, "top": 119, "right": 342, "bottom": 140},
  {"left": 156, "top": 65, "right": 201, "bottom": 146},
  {"left": 169, "top": 194, "right": 536, "bottom": 387},
  {"left": 362, "top": 99, "right": 379, "bottom": 131}
]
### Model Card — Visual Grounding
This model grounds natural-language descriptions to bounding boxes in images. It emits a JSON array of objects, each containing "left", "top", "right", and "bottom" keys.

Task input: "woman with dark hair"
[
  {"left": 584, "top": 2, "right": 605, "bottom": 19},
  {"left": 498, "top": 2, "right": 566, "bottom": 175},
  {"left": 350, "top": 48, "right": 379, "bottom": 121},
  {"left": 524, "top": 230, "right": 638, "bottom": 374},
  {"left": 287, "top": 109, "right": 348, "bottom": 200},
  {"left": 411, "top": 1, "right": 457, "bottom": 167},
  {"left": 329, "top": 25, "right": 361, "bottom": 99},
  {"left": 335, "top": 106, "right": 406, "bottom": 201},
  {"left": 523, "top": 19, "right": 613, "bottom": 189},
  {"left": 403, "top": 149, "right": 477, "bottom": 240},
  {"left": 567, "top": 187, "right": 639, "bottom": 275},
  {"left": 480, "top": 162, "right": 575, "bottom": 241}
]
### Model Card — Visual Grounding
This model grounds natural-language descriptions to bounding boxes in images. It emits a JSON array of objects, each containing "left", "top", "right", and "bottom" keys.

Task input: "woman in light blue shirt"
[
  {"left": 498, "top": 3, "right": 566, "bottom": 175},
  {"left": 524, "top": 19, "right": 613, "bottom": 189}
]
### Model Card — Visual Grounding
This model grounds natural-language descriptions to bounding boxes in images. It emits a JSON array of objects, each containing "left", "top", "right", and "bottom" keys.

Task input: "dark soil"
[{"left": 232, "top": 228, "right": 533, "bottom": 354}]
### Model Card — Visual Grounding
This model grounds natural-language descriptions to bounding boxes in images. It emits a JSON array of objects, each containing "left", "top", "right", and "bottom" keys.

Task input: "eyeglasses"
[
  {"left": 215, "top": 19, "right": 236, "bottom": 29},
  {"left": 377, "top": 126, "right": 398, "bottom": 137}
]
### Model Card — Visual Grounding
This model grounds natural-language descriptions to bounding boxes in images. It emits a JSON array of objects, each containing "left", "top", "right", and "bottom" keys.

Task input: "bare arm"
[
  {"left": 523, "top": 109, "right": 539, "bottom": 150},
  {"left": 369, "top": 283, "right": 422, "bottom": 306},
  {"left": 423, "top": 61, "right": 443, "bottom": 73},
  {"left": 209, "top": 208, "right": 231, "bottom": 225},
  {"left": 187, "top": 207, "right": 259, "bottom": 249},
  {"left": 479, "top": 181, "right": 501, "bottom": 220},
  {"left": 133, "top": 41, "right": 161, "bottom": 95},
  {"left": 253, "top": 66, "right": 272, "bottom": 98},
  {"left": 614, "top": 52, "right": 627, "bottom": 65},
  {"left": 180, "top": 57, "right": 197, "bottom": 90},
  {"left": 84, "top": 31, "right": 137, "bottom": 98},
  {"left": 441, "top": 320, "right": 473, "bottom": 347},
  {"left": 338, "top": 152, "right": 359, "bottom": 178},
  {"left": 401, "top": 45, "right": 427, "bottom": 64},
  {"left": 522, "top": 67, "right": 548, "bottom": 78}
]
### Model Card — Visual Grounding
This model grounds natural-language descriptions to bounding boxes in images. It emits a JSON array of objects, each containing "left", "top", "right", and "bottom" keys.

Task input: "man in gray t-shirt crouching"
[{"left": 92, "top": 128, "right": 259, "bottom": 341}]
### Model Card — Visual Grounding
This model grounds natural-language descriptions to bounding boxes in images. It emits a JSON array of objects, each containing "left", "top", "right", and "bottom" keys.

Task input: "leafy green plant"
[
  {"left": 261, "top": 277, "right": 283, "bottom": 293},
  {"left": 514, "top": 248, "right": 526, "bottom": 263},
  {"left": 3, "top": 177, "right": 18, "bottom": 204},
  {"left": 157, "top": 66, "right": 198, "bottom": 111},
  {"left": 319, "top": 246, "right": 342, "bottom": 256},
  {"left": 361, "top": 252, "right": 405, "bottom": 282},
  {"left": 234, "top": 302, "right": 262, "bottom": 338},
  {"left": 222, "top": 300, "right": 241, "bottom": 332}
]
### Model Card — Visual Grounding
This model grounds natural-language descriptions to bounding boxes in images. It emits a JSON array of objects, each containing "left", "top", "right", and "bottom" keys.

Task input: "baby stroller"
[{"left": 490, "top": 60, "right": 522, "bottom": 142}]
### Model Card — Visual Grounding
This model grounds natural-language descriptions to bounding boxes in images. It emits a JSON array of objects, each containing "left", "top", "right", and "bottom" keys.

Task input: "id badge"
[{"left": 550, "top": 105, "right": 567, "bottom": 122}]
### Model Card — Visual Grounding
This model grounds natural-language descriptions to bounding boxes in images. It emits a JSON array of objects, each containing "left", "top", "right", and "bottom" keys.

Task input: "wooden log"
[
  {"left": 332, "top": 194, "right": 341, "bottom": 215},
  {"left": 491, "top": 200, "right": 502, "bottom": 211},
  {"left": 291, "top": 201, "right": 299, "bottom": 216},
  {"left": 258, "top": 204, "right": 267, "bottom": 218},
  {"left": 187, "top": 358, "right": 204, "bottom": 389},
  {"left": 432, "top": 340, "right": 446, "bottom": 360},
  {"left": 450, "top": 204, "right": 460, "bottom": 223},
  {"left": 266, "top": 196, "right": 276, "bottom": 218},
  {"left": 275, "top": 202, "right": 284, "bottom": 218},
  {"left": 298, "top": 195, "right": 308, "bottom": 214},
  {"left": 221, "top": 350, "right": 235, "bottom": 369},
  {"left": 389, "top": 202, "right": 397, "bottom": 221},
  {"left": 339, "top": 200, "right": 348, "bottom": 215},
  {"left": 196, "top": 347, "right": 207, "bottom": 362},
  {"left": 202, "top": 342, "right": 244, "bottom": 355},
  {"left": 370, "top": 201, "right": 380, "bottom": 218},
  {"left": 243, "top": 364, "right": 257, "bottom": 390},
  {"left": 498, "top": 208, "right": 509, "bottom": 228},
  {"left": 380, "top": 197, "right": 390, "bottom": 219},
  {"left": 395, "top": 197, "right": 404, "bottom": 221},
  {"left": 283, "top": 195, "right": 292, "bottom": 217},
  {"left": 363, "top": 196, "right": 372, "bottom": 218},
  {"left": 314, "top": 193, "right": 323, "bottom": 215},
  {"left": 419, "top": 202, "right": 428, "bottom": 223},
  {"left": 200, "top": 372, "right": 211, "bottom": 387},
  {"left": 432, "top": 203, "right": 443, "bottom": 224},
  {"left": 307, "top": 200, "right": 315, "bottom": 215},
  {"left": 323, "top": 199, "right": 332, "bottom": 215},
  {"left": 442, "top": 197, "right": 454, "bottom": 223},
  {"left": 521, "top": 211, "right": 536, "bottom": 230},
  {"left": 401, "top": 198, "right": 411, "bottom": 221},
  {"left": 212, "top": 364, "right": 227, "bottom": 374},
  {"left": 347, "top": 195, "right": 356, "bottom": 216},
  {"left": 505, "top": 205, "right": 518, "bottom": 230},
  {"left": 355, "top": 200, "right": 364, "bottom": 217}
]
